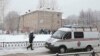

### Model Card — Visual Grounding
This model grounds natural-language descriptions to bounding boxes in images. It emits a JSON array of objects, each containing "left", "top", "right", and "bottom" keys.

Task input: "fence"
[
  {"left": 0, "top": 41, "right": 45, "bottom": 48},
  {"left": 55, "top": 51, "right": 100, "bottom": 56}
]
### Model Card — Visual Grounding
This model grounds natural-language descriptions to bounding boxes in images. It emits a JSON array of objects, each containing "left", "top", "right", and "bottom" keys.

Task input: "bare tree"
[
  {"left": 4, "top": 11, "right": 20, "bottom": 33},
  {"left": 0, "top": 0, "right": 9, "bottom": 32},
  {"left": 78, "top": 9, "right": 100, "bottom": 31},
  {"left": 79, "top": 10, "right": 96, "bottom": 27},
  {"left": 65, "top": 15, "right": 79, "bottom": 25}
]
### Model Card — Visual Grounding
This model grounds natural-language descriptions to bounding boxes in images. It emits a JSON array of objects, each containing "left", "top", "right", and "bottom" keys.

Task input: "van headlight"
[
  {"left": 45, "top": 42, "right": 54, "bottom": 47},
  {"left": 50, "top": 43, "right": 55, "bottom": 47},
  {"left": 50, "top": 44, "right": 55, "bottom": 47}
]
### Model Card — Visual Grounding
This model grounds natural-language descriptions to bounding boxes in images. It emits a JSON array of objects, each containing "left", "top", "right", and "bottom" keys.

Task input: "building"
[
  {"left": 19, "top": 0, "right": 62, "bottom": 33},
  {"left": 19, "top": 10, "right": 62, "bottom": 32}
]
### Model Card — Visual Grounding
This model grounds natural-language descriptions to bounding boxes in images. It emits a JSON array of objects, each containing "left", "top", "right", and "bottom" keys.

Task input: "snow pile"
[
  {"left": 0, "top": 35, "right": 28, "bottom": 42},
  {"left": 34, "top": 34, "right": 51, "bottom": 41},
  {"left": 0, "top": 34, "right": 51, "bottom": 42}
]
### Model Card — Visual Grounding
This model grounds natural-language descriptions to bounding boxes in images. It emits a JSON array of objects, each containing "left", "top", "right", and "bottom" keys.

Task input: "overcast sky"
[{"left": 6, "top": 0, "right": 100, "bottom": 18}]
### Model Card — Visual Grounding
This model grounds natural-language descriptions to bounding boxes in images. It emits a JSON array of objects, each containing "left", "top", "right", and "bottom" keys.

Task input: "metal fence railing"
[
  {"left": 54, "top": 51, "right": 100, "bottom": 56},
  {"left": 0, "top": 41, "right": 45, "bottom": 48}
]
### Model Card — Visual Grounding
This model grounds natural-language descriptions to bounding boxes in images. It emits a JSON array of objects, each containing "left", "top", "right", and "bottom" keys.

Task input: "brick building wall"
[{"left": 19, "top": 10, "right": 62, "bottom": 32}]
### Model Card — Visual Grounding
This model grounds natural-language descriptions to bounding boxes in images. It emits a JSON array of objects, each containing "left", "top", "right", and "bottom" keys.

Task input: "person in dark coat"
[{"left": 27, "top": 32, "right": 35, "bottom": 50}]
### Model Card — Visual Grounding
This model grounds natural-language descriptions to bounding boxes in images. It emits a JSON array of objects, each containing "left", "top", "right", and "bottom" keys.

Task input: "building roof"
[{"left": 21, "top": 10, "right": 62, "bottom": 17}]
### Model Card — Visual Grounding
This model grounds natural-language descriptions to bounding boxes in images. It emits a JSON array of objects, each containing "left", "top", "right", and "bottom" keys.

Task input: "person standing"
[{"left": 27, "top": 32, "right": 35, "bottom": 50}]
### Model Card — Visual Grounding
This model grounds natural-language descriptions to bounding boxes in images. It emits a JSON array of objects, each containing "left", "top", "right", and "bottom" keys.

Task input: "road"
[
  {"left": 0, "top": 47, "right": 52, "bottom": 56},
  {"left": 0, "top": 47, "right": 100, "bottom": 56}
]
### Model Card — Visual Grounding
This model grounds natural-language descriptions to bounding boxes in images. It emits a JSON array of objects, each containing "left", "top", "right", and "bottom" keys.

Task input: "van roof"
[
  {"left": 58, "top": 28, "right": 72, "bottom": 32},
  {"left": 58, "top": 27, "right": 98, "bottom": 32},
  {"left": 63, "top": 25, "right": 97, "bottom": 28}
]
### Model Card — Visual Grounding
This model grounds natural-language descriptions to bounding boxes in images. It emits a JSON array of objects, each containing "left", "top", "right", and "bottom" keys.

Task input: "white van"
[{"left": 45, "top": 26, "right": 100, "bottom": 53}]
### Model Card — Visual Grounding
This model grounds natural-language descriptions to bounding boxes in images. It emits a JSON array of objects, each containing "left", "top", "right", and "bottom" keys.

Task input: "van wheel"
[
  {"left": 59, "top": 46, "right": 67, "bottom": 53},
  {"left": 86, "top": 45, "right": 93, "bottom": 51}
]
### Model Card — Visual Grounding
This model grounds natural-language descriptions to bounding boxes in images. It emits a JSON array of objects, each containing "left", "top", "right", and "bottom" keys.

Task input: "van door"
[
  {"left": 62, "top": 32, "right": 74, "bottom": 49},
  {"left": 63, "top": 32, "right": 71, "bottom": 40},
  {"left": 74, "top": 32, "right": 84, "bottom": 49}
]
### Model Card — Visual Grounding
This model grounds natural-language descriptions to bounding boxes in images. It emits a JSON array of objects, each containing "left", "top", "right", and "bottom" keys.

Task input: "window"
[
  {"left": 52, "top": 30, "right": 66, "bottom": 39},
  {"left": 74, "top": 32, "right": 84, "bottom": 38},
  {"left": 57, "top": 14, "right": 60, "bottom": 17},
  {"left": 63, "top": 32, "right": 71, "bottom": 39}
]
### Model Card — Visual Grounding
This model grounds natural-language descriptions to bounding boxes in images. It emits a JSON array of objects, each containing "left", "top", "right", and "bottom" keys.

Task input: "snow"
[
  {"left": 0, "top": 34, "right": 100, "bottom": 56},
  {"left": 0, "top": 34, "right": 51, "bottom": 55},
  {"left": 0, "top": 47, "right": 100, "bottom": 56},
  {"left": 0, "top": 47, "right": 49, "bottom": 56},
  {"left": 0, "top": 34, "right": 51, "bottom": 42}
]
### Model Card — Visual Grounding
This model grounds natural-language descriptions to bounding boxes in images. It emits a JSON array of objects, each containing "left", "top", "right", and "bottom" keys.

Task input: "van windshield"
[{"left": 52, "top": 30, "right": 66, "bottom": 39}]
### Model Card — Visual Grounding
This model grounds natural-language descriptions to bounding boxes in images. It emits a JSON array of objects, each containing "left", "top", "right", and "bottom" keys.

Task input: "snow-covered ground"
[
  {"left": 0, "top": 34, "right": 51, "bottom": 55},
  {"left": 0, "top": 34, "right": 51, "bottom": 42},
  {"left": 0, "top": 47, "right": 49, "bottom": 56},
  {"left": 0, "top": 34, "right": 100, "bottom": 56},
  {"left": 0, "top": 46, "right": 100, "bottom": 56}
]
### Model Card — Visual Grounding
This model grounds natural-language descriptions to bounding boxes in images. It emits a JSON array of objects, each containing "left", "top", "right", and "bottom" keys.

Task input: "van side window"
[
  {"left": 63, "top": 32, "right": 71, "bottom": 39},
  {"left": 74, "top": 32, "right": 84, "bottom": 38}
]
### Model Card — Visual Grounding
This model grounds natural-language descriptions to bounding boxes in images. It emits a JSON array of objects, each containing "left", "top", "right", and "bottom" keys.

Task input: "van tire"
[
  {"left": 86, "top": 45, "right": 93, "bottom": 51},
  {"left": 59, "top": 46, "right": 67, "bottom": 53}
]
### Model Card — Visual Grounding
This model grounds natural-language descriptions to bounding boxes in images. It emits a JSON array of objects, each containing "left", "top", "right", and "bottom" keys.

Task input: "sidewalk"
[
  {"left": 0, "top": 47, "right": 100, "bottom": 56},
  {"left": 0, "top": 47, "right": 49, "bottom": 56}
]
